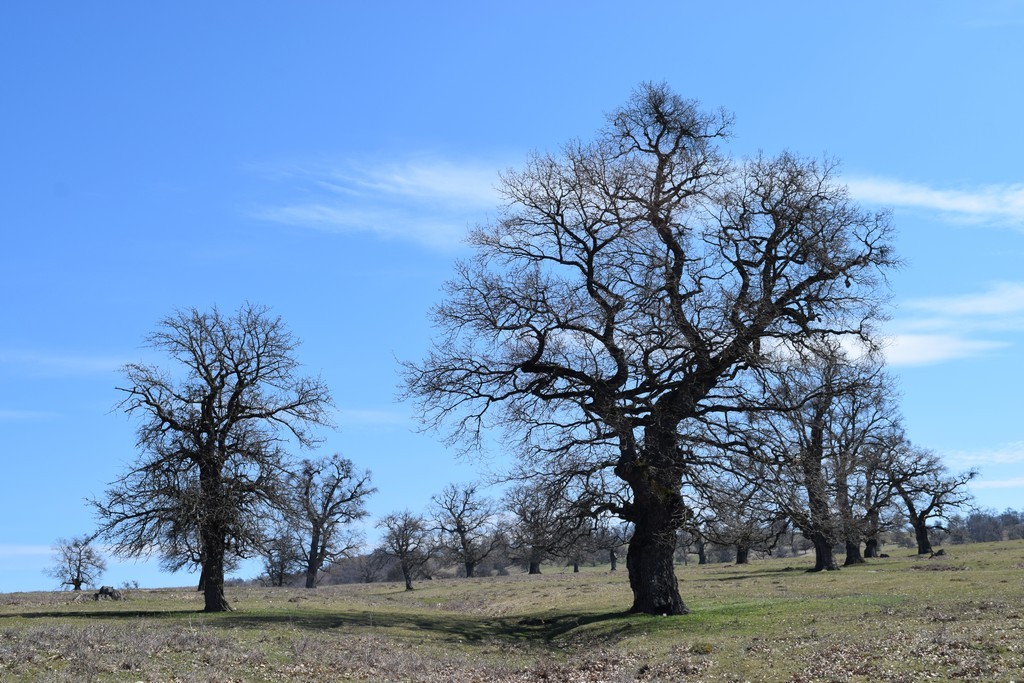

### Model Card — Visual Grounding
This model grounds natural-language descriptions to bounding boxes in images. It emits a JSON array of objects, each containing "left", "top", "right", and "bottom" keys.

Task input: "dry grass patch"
[{"left": 2, "top": 541, "right": 1023, "bottom": 682}]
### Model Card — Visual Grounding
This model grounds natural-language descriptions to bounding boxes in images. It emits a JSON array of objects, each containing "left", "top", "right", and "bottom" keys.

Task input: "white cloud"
[
  {"left": 970, "top": 476, "right": 1024, "bottom": 491},
  {"left": 882, "top": 333, "right": 1008, "bottom": 366},
  {"left": 846, "top": 176, "right": 1024, "bottom": 226},
  {"left": 0, "top": 350, "right": 124, "bottom": 376},
  {"left": 325, "top": 160, "right": 501, "bottom": 207},
  {"left": 885, "top": 282, "right": 1024, "bottom": 366},
  {"left": 255, "top": 158, "right": 505, "bottom": 250},
  {"left": 947, "top": 441, "right": 1024, "bottom": 467},
  {"left": 905, "top": 282, "right": 1024, "bottom": 318}
]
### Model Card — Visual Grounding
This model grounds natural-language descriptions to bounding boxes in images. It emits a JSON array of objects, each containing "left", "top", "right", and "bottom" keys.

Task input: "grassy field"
[{"left": 2, "top": 541, "right": 1022, "bottom": 682}]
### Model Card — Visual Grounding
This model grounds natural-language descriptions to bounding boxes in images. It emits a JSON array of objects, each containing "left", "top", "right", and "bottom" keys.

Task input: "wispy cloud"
[
  {"left": 846, "top": 177, "right": 1024, "bottom": 227},
  {"left": 883, "top": 334, "right": 1008, "bottom": 366},
  {"left": 254, "top": 158, "right": 505, "bottom": 250},
  {"left": 0, "top": 350, "right": 124, "bottom": 376},
  {"left": 947, "top": 441, "right": 1024, "bottom": 468},
  {"left": 905, "top": 282, "right": 1024, "bottom": 318},
  {"left": 885, "top": 282, "right": 1024, "bottom": 366},
  {"left": 970, "top": 476, "right": 1024, "bottom": 491}
]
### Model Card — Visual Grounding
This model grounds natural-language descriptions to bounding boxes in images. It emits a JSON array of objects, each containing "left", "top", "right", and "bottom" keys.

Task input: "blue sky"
[{"left": 2, "top": 1, "right": 1023, "bottom": 592}]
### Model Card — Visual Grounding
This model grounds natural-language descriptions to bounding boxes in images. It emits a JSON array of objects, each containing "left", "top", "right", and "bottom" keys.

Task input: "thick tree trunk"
[
  {"left": 609, "top": 549, "right": 617, "bottom": 572},
  {"left": 736, "top": 546, "right": 750, "bottom": 565},
  {"left": 697, "top": 540, "right": 707, "bottom": 565},
  {"left": 573, "top": 561, "right": 580, "bottom": 573},
  {"left": 528, "top": 561, "right": 542, "bottom": 575},
  {"left": 199, "top": 463, "right": 231, "bottom": 612},
  {"left": 201, "top": 535, "right": 231, "bottom": 612},
  {"left": 304, "top": 568, "right": 317, "bottom": 589},
  {"left": 464, "top": 560, "right": 476, "bottom": 578},
  {"left": 843, "top": 540, "right": 865, "bottom": 566},
  {"left": 808, "top": 532, "right": 839, "bottom": 572},
  {"left": 626, "top": 522, "right": 687, "bottom": 614},
  {"left": 617, "top": 428, "right": 689, "bottom": 616},
  {"left": 912, "top": 519, "right": 933, "bottom": 555},
  {"left": 864, "top": 537, "right": 880, "bottom": 558}
]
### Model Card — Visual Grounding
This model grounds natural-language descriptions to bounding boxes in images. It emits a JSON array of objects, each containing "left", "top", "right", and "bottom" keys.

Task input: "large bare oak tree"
[
  {"left": 93, "top": 304, "right": 332, "bottom": 612},
  {"left": 404, "top": 83, "right": 895, "bottom": 614}
]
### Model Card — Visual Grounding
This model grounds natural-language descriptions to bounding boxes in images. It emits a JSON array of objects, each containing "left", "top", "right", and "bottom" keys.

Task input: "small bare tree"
[
  {"left": 885, "top": 443, "right": 976, "bottom": 555},
  {"left": 430, "top": 483, "right": 499, "bottom": 578},
  {"left": 504, "top": 480, "right": 590, "bottom": 575},
  {"left": 45, "top": 536, "right": 106, "bottom": 591},
  {"left": 287, "top": 454, "right": 375, "bottom": 588},
  {"left": 378, "top": 511, "right": 432, "bottom": 590},
  {"left": 258, "top": 521, "right": 303, "bottom": 587}
]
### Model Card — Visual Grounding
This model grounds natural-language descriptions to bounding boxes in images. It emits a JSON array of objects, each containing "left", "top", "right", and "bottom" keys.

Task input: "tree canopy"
[
  {"left": 93, "top": 304, "right": 333, "bottom": 612},
  {"left": 405, "top": 82, "right": 897, "bottom": 614}
]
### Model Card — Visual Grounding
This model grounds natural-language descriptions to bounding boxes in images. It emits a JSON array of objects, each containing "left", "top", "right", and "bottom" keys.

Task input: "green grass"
[{"left": 2, "top": 541, "right": 1023, "bottom": 681}]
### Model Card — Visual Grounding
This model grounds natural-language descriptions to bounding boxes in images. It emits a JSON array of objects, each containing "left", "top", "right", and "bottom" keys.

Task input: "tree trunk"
[
  {"left": 617, "top": 429, "right": 689, "bottom": 616},
  {"left": 808, "top": 532, "right": 839, "bottom": 572},
  {"left": 802, "top": 400, "right": 837, "bottom": 576},
  {"left": 735, "top": 545, "right": 750, "bottom": 565},
  {"left": 609, "top": 549, "right": 617, "bottom": 572},
  {"left": 573, "top": 561, "right": 580, "bottom": 573},
  {"left": 197, "top": 563, "right": 208, "bottom": 592},
  {"left": 864, "top": 537, "right": 880, "bottom": 558},
  {"left": 305, "top": 532, "right": 321, "bottom": 588},
  {"left": 843, "top": 540, "right": 865, "bottom": 566},
  {"left": 464, "top": 560, "right": 476, "bottom": 578},
  {"left": 626, "top": 521, "right": 687, "bottom": 614},
  {"left": 201, "top": 534, "right": 231, "bottom": 612},
  {"left": 402, "top": 566, "right": 414, "bottom": 590},
  {"left": 528, "top": 561, "right": 542, "bottom": 575},
  {"left": 199, "top": 463, "right": 231, "bottom": 612},
  {"left": 912, "top": 518, "right": 933, "bottom": 555},
  {"left": 697, "top": 540, "right": 707, "bottom": 565}
]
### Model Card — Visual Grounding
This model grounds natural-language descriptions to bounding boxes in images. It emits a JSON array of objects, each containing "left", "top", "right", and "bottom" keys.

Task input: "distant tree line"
[{"left": 63, "top": 298, "right": 980, "bottom": 607}]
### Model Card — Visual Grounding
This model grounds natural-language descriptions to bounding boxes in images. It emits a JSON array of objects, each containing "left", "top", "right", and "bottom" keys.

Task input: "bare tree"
[
  {"left": 287, "top": 454, "right": 375, "bottom": 588},
  {"left": 504, "top": 480, "right": 590, "bottom": 575},
  {"left": 694, "top": 474, "right": 788, "bottom": 565},
  {"left": 591, "top": 518, "right": 631, "bottom": 571},
  {"left": 92, "top": 304, "right": 333, "bottom": 612},
  {"left": 45, "top": 536, "right": 106, "bottom": 591},
  {"left": 430, "top": 483, "right": 499, "bottom": 578},
  {"left": 885, "top": 443, "right": 976, "bottom": 555},
  {"left": 742, "top": 341, "right": 892, "bottom": 572},
  {"left": 259, "top": 526, "right": 303, "bottom": 587},
  {"left": 405, "top": 83, "right": 895, "bottom": 613},
  {"left": 353, "top": 549, "right": 393, "bottom": 583},
  {"left": 378, "top": 511, "right": 432, "bottom": 591}
]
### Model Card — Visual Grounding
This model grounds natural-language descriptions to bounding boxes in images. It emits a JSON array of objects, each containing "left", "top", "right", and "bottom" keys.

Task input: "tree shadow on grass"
[
  {"left": 698, "top": 566, "right": 807, "bottom": 582},
  {"left": 11, "top": 607, "right": 632, "bottom": 645}
]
